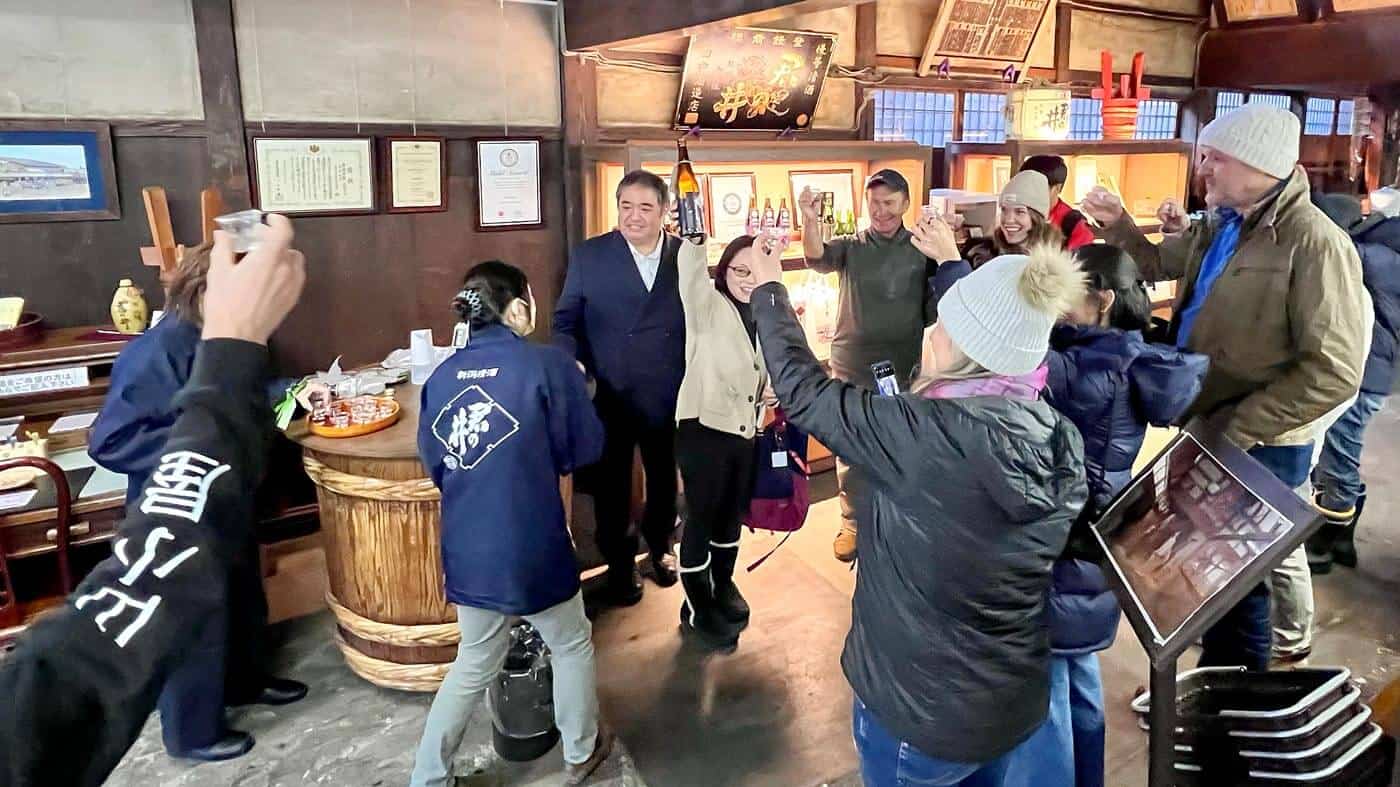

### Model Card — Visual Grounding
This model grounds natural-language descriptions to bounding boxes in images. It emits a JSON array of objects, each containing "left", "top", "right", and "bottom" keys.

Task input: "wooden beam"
[
  {"left": 191, "top": 0, "right": 251, "bottom": 212},
  {"left": 563, "top": 0, "right": 866, "bottom": 51},
  {"left": 1054, "top": 2, "right": 1073, "bottom": 84},
  {"left": 1199, "top": 17, "right": 1400, "bottom": 93},
  {"left": 855, "top": 2, "right": 877, "bottom": 140}
]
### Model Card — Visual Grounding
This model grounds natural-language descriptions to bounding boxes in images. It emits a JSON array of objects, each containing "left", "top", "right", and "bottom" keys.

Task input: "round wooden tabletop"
[{"left": 286, "top": 383, "right": 421, "bottom": 460}]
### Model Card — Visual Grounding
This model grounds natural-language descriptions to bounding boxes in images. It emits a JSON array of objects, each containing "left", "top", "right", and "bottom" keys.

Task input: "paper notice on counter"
[
  {"left": 0, "top": 488, "right": 37, "bottom": 512},
  {"left": 0, "top": 366, "right": 89, "bottom": 398},
  {"left": 50, "top": 412, "right": 99, "bottom": 433}
]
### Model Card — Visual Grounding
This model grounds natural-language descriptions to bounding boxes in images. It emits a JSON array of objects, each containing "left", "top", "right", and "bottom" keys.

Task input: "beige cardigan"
[{"left": 674, "top": 238, "right": 767, "bottom": 438}]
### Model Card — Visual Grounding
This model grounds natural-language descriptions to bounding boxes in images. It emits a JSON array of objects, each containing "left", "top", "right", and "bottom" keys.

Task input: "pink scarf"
[{"left": 920, "top": 364, "right": 1048, "bottom": 402}]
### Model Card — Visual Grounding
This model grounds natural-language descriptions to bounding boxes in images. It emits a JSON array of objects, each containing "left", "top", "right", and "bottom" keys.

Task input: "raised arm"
[
  {"left": 1083, "top": 189, "right": 1196, "bottom": 283},
  {"left": 0, "top": 216, "right": 305, "bottom": 787}
]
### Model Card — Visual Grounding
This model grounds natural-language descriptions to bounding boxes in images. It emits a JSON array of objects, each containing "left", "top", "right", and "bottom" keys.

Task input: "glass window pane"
[
  {"left": 1216, "top": 91, "right": 1245, "bottom": 116},
  {"left": 872, "top": 88, "right": 956, "bottom": 148},
  {"left": 1337, "top": 99, "right": 1356, "bottom": 135},
  {"left": 1304, "top": 97, "right": 1336, "bottom": 136},
  {"left": 962, "top": 92, "right": 1007, "bottom": 143},
  {"left": 1135, "top": 99, "right": 1179, "bottom": 140},
  {"left": 1247, "top": 93, "right": 1291, "bottom": 111},
  {"left": 1069, "top": 97, "right": 1103, "bottom": 140}
]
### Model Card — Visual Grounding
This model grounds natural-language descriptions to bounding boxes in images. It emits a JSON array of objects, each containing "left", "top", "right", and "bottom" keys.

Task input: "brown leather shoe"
[
  {"left": 833, "top": 524, "right": 858, "bottom": 563},
  {"left": 563, "top": 724, "right": 615, "bottom": 785}
]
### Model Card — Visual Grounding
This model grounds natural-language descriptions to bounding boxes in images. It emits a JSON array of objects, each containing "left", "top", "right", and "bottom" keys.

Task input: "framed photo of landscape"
[{"left": 0, "top": 121, "right": 119, "bottom": 224}]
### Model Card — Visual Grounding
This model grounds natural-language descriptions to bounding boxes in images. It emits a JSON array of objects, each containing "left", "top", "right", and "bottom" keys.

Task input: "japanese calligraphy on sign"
[
  {"left": 0, "top": 365, "right": 89, "bottom": 398},
  {"left": 674, "top": 26, "right": 838, "bottom": 131},
  {"left": 920, "top": 0, "right": 1052, "bottom": 71}
]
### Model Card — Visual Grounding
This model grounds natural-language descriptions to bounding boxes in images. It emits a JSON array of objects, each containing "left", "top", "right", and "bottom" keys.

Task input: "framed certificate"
[
  {"left": 707, "top": 173, "right": 755, "bottom": 242},
  {"left": 474, "top": 138, "right": 543, "bottom": 231},
  {"left": 250, "top": 137, "right": 375, "bottom": 216},
  {"left": 382, "top": 137, "right": 446, "bottom": 213}
]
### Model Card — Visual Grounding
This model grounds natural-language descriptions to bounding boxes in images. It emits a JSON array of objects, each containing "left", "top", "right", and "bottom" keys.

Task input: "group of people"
[{"left": 1, "top": 101, "right": 1396, "bottom": 787}]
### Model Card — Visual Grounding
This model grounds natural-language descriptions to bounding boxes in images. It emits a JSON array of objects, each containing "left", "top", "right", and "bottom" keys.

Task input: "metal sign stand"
[{"left": 1090, "top": 421, "right": 1327, "bottom": 787}]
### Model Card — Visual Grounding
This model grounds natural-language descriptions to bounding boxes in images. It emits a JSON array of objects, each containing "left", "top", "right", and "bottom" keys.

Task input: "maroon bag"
[{"left": 743, "top": 408, "right": 810, "bottom": 570}]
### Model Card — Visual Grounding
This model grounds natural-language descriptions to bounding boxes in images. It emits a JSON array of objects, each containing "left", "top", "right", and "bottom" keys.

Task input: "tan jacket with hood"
[{"left": 1103, "top": 168, "right": 1371, "bottom": 448}]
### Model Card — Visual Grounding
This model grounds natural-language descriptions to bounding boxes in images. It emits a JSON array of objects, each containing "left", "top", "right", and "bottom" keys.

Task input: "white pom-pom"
[{"left": 1017, "top": 244, "right": 1085, "bottom": 316}]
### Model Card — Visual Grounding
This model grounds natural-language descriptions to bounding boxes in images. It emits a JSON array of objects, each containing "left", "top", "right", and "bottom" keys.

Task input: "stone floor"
[{"left": 108, "top": 405, "right": 1400, "bottom": 786}]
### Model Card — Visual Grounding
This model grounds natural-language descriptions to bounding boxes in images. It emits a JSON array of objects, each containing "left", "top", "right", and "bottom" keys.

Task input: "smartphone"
[{"left": 871, "top": 360, "right": 899, "bottom": 396}]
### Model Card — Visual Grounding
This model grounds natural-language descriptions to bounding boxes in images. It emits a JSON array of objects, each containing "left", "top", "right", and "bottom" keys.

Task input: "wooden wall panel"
[
  {"left": 266, "top": 136, "right": 568, "bottom": 376},
  {"left": 1068, "top": 11, "right": 1199, "bottom": 78},
  {"left": 0, "top": 135, "right": 208, "bottom": 328}
]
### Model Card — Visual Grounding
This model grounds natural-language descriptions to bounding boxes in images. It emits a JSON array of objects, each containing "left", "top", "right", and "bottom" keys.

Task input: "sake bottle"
[{"left": 111, "top": 279, "right": 149, "bottom": 334}]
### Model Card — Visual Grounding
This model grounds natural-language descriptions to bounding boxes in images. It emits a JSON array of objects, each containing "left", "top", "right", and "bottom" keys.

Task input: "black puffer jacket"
[
  {"left": 1353, "top": 218, "right": 1400, "bottom": 394},
  {"left": 753, "top": 281, "right": 1088, "bottom": 763}
]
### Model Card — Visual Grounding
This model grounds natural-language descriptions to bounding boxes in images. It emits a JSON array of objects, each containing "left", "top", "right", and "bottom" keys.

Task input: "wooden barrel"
[{"left": 290, "top": 383, "right": 572, "bottom": 692}]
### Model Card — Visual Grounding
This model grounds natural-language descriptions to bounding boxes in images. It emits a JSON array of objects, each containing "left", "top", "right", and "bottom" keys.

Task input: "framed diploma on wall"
[
  {"left": 381, "top": 137, "right": 447, "bottom": 213},
  {"left": 250, "top": 137, "right": 375, "bottom": 216},
  {"left": 474, "top": 138, "right": 543, "bottom": 231}
]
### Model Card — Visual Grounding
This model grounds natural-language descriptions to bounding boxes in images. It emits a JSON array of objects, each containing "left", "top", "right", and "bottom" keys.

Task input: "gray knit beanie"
[{"left": 938, "top": 246, "right": 1085, "bottom": 376}]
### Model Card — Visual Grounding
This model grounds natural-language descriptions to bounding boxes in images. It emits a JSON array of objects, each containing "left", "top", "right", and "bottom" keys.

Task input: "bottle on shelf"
[
  {"left": 777, "top": 198, "right": 792, "bottom": 232},
  {"left": 761, "top": 197, "right": 776, "bottom": 232},
  {"left": 745, "top": 196, "right": 761, "bottom": 236},
  {"left": 674, "top": 139, "right": 705, "bottom": 240},
  {"left": 820, "top": 191, "right": 836, "bottom": 242}
]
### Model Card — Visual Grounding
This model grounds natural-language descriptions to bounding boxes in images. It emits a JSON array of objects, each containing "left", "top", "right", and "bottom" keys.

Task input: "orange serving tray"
[{"left": 306, "top": 397, "right": 401, "bottom": 439}]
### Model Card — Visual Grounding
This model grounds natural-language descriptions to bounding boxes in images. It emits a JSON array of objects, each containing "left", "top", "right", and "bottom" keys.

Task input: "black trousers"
[
  {"left": 589, "top": 398, "right": 678, "bottom": 576},
  {"left": 675, "top": 420, "right": 755, "bottom": 570},
  {"left": 158, "top": 539, "right": 268, "bottom": 752}
]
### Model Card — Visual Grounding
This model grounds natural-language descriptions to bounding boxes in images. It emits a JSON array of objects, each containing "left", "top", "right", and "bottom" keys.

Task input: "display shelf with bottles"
[
  {"left": 944, "top": 139, "right": 1192, "bottom": 236},
  {"left": 584, "top": 140, "right": 932, "bottom": 272}
]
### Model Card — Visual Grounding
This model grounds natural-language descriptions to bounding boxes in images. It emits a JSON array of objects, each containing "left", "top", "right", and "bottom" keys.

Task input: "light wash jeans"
[
  {"left": 409, "top": 592, "right": 599, "bottom": 787},
  {"left": 1002, "top": 653, "right": 1105, "bottom": 787}
]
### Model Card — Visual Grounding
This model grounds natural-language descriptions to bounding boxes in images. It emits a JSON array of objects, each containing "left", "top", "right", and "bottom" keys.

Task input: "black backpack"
[{"left": 1059, "top": 208, "right": 1087, "bottom": 242}]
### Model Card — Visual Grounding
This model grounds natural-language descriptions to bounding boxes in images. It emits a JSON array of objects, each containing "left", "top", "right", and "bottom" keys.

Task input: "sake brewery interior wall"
[
  {"left": 0, "top": 0, "right": 568, "bottom": 378},
  {"left": 0, "top": 0, "right": 209, "bottom": 331},
  {"left": 232, "top": 0, "right": 567, "bottom": 373}
]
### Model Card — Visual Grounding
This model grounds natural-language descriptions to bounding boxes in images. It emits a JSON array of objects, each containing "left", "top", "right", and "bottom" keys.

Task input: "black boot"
[
  {"left": 1310, "top": 495, "right": 1358, "bottom": 574},
  {"left": 708, "top": 542, "right": 750, "bottom": 628},
  {"left": 1333, "top": 493, "right": 1363, "bottom": 569},
  {"left": 679, "top": 562, "right": 741, "bottom": 651}
]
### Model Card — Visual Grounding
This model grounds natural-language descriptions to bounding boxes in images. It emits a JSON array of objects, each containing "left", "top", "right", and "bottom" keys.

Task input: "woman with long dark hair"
[
  {"left": 411, "top": 261, "right": 612, "bottom": 787},
  {"left": 672, "top": 227, "right": 774, "bottom": 650}
]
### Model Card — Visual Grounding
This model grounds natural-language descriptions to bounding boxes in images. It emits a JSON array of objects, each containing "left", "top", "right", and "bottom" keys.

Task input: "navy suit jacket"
[{"left": 552, "top": 230, "right": 686, "bottom": 427}]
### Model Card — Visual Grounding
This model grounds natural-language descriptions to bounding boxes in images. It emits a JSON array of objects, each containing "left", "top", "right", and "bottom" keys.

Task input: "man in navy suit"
[{"left": 554, "top": 170, "right": 686, "bottom": 605}]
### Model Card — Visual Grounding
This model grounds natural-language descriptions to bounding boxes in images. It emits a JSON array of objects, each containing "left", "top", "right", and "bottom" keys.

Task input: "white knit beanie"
[
  {"left": 1198, "top": 104, "right": 1300, "bottom": 180},
  {"left": 937, "top": 247, "right": 1084, "bottom": 376}
]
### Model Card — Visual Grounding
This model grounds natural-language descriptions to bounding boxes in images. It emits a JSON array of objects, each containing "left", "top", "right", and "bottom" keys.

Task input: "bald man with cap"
[
  {"left": 797, "top": 169, "right": 935, "bottom": 562},
  {"left": 1083, "top": 103, "right": 1371, "bottom": 671}
]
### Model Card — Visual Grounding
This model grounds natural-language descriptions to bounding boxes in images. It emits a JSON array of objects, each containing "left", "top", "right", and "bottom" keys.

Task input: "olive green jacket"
[{"left": 1103, "top": 168, "right": 1371, "bottom": 448}]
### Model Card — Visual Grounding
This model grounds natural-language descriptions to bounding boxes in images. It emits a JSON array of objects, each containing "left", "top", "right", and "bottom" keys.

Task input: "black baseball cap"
[{"left": 865, "top": 169, "right": 909, "bottom": 197}]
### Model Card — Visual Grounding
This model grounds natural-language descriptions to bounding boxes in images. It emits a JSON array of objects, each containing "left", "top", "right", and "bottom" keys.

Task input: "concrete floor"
[{"left": 108, "top": 405, "right": 1400, "bottom": 786}]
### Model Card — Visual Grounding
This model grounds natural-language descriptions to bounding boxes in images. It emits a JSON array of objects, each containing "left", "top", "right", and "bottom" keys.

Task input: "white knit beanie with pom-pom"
[{"left": 938, "top": 246, "right": 1085, "bottom": 376}]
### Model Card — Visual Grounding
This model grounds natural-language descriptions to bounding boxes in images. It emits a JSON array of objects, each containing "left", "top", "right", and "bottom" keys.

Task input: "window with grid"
[
  {"left": 1247, "top": 92, "right": 1291, "bottom": 111},
  {"left": 1216, "top": 91, "right": 1245, "bottom": 116},
  {"left": 1337, "top": 99, "right": 1356, "bottom": 135},
  {"left": 962, "top": 92, "right": 1007, "bottom": 142},
  {"left": 1068, "top": 97, "right": 1103, "bottom": 140},
  {"left": 872, "top": 89, "right": 956, "bottom": 147},
  {"left": 1135, "top": 99, "right": 1179, "bottom": 139},
  {"left": 1304, "top": 98, "right": 1336, "bottom": 136}
]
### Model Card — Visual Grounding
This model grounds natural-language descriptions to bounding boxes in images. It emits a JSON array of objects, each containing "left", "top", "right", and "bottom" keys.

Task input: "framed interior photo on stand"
[{"left": 0, "top": 121, "right": 119, "bottom": 224}]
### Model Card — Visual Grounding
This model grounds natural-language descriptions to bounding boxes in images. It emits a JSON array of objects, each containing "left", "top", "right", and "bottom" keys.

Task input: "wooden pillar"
[
  {"left": 855, "top": 2, "right": 877, "bottom": 141},
  {"left": 191, "top": 0, "right": 252, "bottom": 211}
]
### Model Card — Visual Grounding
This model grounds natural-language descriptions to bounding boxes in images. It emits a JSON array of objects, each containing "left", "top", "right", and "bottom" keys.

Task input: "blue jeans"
[
  {"left": 1313, "top": 391, "right": 1386, "bottom": 512},
  {"left": 1002, "top": 654, "right": 1105, "bottom": 787},
  {"left": 853, "top": 698, "right": 1016, "bottom": 786}
]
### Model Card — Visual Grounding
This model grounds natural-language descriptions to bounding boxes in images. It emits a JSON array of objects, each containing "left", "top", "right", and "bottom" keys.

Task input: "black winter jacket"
[
  {"left": 0, "top": 340, "right": 272, "bottom": 787},
  {"left": 1354, "top": 218, "right": 1400, "bottom": 394},
  {"left": 754, "top": 281, "right": 1088, "bottom": 763}
]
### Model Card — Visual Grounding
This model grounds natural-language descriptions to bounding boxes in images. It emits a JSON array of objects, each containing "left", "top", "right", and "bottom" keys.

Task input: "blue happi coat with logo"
[{"left": 418, "top": 324, "right": 605, "bottom": 615}]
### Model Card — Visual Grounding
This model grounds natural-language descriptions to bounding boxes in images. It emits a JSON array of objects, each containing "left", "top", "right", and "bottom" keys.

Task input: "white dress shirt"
[{"left": 627, "top": 232, "right": 664, "bottom": 292}]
